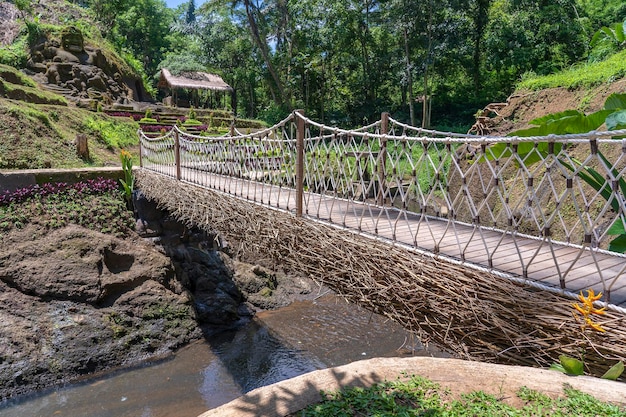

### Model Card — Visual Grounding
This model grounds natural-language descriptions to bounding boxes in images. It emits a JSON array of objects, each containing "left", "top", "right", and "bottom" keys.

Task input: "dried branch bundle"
[{"left": 137, "top": 170, "right": 626, "bottom": 377}]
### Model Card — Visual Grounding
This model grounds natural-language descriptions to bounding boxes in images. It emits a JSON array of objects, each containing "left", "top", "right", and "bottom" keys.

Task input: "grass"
[
  {"left": 83, "top": 116, "right": 140, "bottom": 150},
  {"left": 517, "top": 49, "right": 626, "bottom": 91},
  {"left": 0, "top": 98, "right": 140, "bottom": 169},
  {"left": 295, "top": 375, "right": 626, "bottom": 417}
]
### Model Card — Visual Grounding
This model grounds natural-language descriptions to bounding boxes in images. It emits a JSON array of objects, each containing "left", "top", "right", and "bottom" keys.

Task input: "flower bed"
[{"left": 0, "top": 178, "right": 119, "bottom": 206}]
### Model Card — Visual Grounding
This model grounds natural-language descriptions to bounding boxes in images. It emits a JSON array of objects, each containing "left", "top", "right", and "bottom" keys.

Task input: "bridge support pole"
[
  {"left": 295, "top": 109, "right": 305, "bottom": 217},
  {"left": 378, "top": 112, "right": 389, "bottom": 205},
  {"left": 139, "top": 134, "right": 143, "bottom": 168},
  {"left": 174, "top": 129, "right": 181, "bottom": 180}
]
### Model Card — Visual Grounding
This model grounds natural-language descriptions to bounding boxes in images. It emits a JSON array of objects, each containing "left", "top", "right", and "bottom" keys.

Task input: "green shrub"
[
  {"left": 84, "top": 117, "right": 139, "bottom": 149},
  {"left": 182, "top": 119, "right": 203, "bottom": 126},
  {"left": 0, "top": 37, "right": 29, "bottom": 68}
]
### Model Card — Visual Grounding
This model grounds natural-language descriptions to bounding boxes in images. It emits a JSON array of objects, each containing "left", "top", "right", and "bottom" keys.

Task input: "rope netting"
[{"left": 139, "top": 112, "right": 626, "bottom": 307}]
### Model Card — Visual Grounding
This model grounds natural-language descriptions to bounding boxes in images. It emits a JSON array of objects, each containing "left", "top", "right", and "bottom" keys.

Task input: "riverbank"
[
  {"left": 0, "top": 180, "right": 319, "bottom": 402},
  {"left": 0, "top": 293, "right": 437, "bottom": 416}
]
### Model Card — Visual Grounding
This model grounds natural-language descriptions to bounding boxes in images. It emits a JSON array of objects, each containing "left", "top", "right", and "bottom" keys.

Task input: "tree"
[
  {"left": 113, "top": 0, "right": 174, "bottom": 76},
  {"left": 485, "top": 0, "right": 587, "bottom": 76},
  {"left": 470, "top": 0, "right": 492, "bottom": 98},
  {"left": 89, "top": 0, "right": 133, "bottom": 37},
  {"left": 186, "top": 0, "right": 196, "bottom": 24}
]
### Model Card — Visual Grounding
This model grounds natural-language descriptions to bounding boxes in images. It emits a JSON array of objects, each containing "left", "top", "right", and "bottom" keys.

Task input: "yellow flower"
[
  {"left": 578, "top": 288, "right": 602, "bottom": 304},
  {"left": 573, "top": 289, "right": 608, "bottom": 333},
  {"left": 575, "top": 289, "right": 606, "bottom": 315},
  {"left": 584, "top": 316, "right": 606, "bottom": 333}
]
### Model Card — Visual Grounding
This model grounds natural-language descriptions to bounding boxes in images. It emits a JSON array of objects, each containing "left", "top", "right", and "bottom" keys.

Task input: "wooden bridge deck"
[{"left": 149, "top": 165, "right": 626, "bottom": 307}]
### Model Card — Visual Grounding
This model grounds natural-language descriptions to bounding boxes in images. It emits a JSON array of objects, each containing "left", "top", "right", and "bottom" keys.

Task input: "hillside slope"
[
  {"left": 0, "top": 61, "right": 139, "bottom": 169},
  {"left": 474, "top": 47, "right": 626, "bottom": 136},
  {"left": 485, "top": 79, "right": 626, "bottom": 136}
]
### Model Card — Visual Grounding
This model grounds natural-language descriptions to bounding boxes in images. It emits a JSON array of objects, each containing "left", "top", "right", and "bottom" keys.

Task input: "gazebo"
[{"left": 158, "top": 68, "right": 235, "bottom": 110}]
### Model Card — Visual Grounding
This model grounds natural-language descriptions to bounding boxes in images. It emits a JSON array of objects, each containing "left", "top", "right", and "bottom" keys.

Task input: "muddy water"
[{"left": 0, "top": 295, "right": 441, "bottom": 417}]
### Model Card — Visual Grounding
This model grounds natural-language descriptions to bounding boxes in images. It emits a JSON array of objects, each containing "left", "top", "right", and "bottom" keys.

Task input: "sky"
[{"left": 165, "top": 0, "right": 207, "bottom": 9}]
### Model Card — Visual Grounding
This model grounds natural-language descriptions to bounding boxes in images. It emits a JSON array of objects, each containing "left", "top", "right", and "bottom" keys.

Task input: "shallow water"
[{"left": 0, "top": 295, "right": 438, "bottom": 417}]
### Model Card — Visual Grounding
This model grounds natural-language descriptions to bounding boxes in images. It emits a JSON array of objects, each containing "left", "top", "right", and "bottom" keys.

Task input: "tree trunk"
[
  {"left": 243, "top": 0, "right": 290, "bottom": 110},
  {"left": 404, "top": 27, "right": 415, "bottom": 127},
  {"left": 422, "top": 0, "right": 433, "bottom": 129},
  {"left": 472, "top": 0, "right": 490, "bottom": 98}
]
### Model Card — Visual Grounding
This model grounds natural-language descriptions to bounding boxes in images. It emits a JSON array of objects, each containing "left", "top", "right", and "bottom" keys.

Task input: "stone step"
[{"left": 40, "top": 83, "right": 74, "bottom": 95}]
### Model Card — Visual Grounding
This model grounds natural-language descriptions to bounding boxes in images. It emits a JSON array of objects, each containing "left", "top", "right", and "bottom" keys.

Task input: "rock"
[
  {"left": 177, "top": 248, "right": 242, "bottom": 325},
  {"left": 135, "top": 218, "right": 162, "bottom": 238},
  {"left": 232, "top": 262, "right": 314, "bottom": 310},
  {"left": 0, "top": 202, "right": 319, "bottom": 401},
  {"left": 133, "top": 190, "right": 165, "bottom": 222},
  {"left": 0, "top": 224, "right": 201, "bottom": 401},
  {"left": 24, "top": 26, "right": 150, "bottom": 106},
  {"left": 61, "top": 26, "right": 84, "bottom": 53},
  {"left": 0, "top": 225, "right": 176, "bottom": 305},
  {"left": 87, "top": 74, "right": 107, "bottom": 91}
]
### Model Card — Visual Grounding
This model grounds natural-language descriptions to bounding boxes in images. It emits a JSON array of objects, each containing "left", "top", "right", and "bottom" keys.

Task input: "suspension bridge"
[{"left": 138, "top": 111, "right": 626, "bottom": 311}]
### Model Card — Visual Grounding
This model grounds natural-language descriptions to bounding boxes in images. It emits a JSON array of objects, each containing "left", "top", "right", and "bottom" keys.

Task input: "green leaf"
[
  {"left": 606, "top": 110, "right": 626, "bottom": 131},
  {"left": 529, "top": 110, "right": 583, "bottom": 126},
  {"left": 608, "top": 234, "right": 626, "bottom": 254},
  {"left": 559, "top": 355, "right": 584, "bottom": 376},
  {"left": 507, "top": 125, "right": 547, "bottom": 137},
  {"left": 510, "top": 110, "right": 611, "bottom": 137},
  {"left": 576, "top": 166, "right": 617, "bottom": 211},
  {"left": 604, "top": 93, "right": 626, "bottom": 110},
  {"left": 601, "top": 361, "right": 624, "bottom": 380},
  {"left": 550, "top": 363, "right": 567, "bottom": 373},
  {"left": 590, "top": 28, "right": 606, "bottom": 47},
  {"left": 607, "top": 221, "right": 626, "bottom": 235},
  {"left": 585, "top": 109, "right": 615, "bottom": 130},
  {"left": 483, "top": 142, "right": 512, "bottom": 161},
  {"left": 617, "top": 21, "right": 626, "bottom": 43}
]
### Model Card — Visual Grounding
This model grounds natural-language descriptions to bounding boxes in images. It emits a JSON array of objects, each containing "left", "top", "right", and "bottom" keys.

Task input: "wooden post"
[
  {"left": 75, "top": 134, "right": 90, "bottom": 161},
  {"left": 138, "top": 132, "right": 143, "bottom": 168},
  {"left": 230, "top": 119, "right": 235, "bottom": 137},
  {"left": 295, "top": 109, "right": 305, "bottom": 217},
  {"left": 174, "top": 129, "right": 181, "bottom": 180},
  {"left": 378, "top": 112, "right": 389, "bottom": 205}
]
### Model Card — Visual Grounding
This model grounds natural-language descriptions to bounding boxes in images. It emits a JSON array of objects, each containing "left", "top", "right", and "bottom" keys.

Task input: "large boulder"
[
  {"left": 0, "top": 224, "right": 200, "bottom": 400},
  {"left": 0, "top": 225, "right": 176, "bottom": 304}
]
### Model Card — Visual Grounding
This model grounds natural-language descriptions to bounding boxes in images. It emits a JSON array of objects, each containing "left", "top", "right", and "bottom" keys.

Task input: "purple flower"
[
  {"left": 141, "top": 125, "right": 173, "bottom": 132},
  {"left": 0, "top": 178, "right": 119, "bottom": 206}
]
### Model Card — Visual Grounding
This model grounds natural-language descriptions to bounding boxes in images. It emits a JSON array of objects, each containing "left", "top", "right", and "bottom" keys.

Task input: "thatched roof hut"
[
  {"left": 158, "top": 69, "right": 235, "bottom": 110},
  {"left": 158, "top": 69, "right": 233, "bottom": 92}
]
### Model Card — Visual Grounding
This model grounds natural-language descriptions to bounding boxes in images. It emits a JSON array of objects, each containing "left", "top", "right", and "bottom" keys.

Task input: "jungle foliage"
[{"left": 7, "top": 0, "right": 626, "bottom": 128}]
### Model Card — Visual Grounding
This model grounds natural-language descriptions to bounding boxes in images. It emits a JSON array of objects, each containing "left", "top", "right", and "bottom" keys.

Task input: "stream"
[{"left": 0, "top": 295, "right": 441, "bottom": 417}]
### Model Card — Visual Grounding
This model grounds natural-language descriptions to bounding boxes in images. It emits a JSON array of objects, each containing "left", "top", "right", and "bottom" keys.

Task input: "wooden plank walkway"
[{"left": 146, "top": 164, "right": 626, "bottom": 307}]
